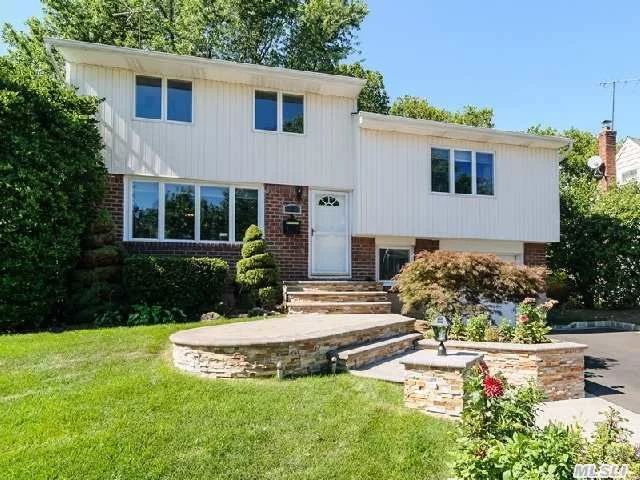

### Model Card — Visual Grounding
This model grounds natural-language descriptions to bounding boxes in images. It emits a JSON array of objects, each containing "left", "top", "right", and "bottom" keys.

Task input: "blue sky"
[{"left": 3, "top": 0, "right": 640, "bottom": 138}]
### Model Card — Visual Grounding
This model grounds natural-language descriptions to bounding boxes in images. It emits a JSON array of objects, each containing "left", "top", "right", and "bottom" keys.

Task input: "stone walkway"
[{"left": 349, "top": 351, "right": 640, "bottom": 443}]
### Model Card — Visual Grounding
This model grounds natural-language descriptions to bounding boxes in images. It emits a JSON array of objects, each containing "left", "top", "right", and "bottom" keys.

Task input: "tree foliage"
[
  {"left": 395, "top": 251, "right": 545, "bottom": 318},
  {"left": 337, "top": 62, "right": 389, "bottom": 114},
  {"left": 0, "top": 55, "right": 106, "bottom": 331},
  {"left": 389, "top": 95, "right": 495, "bottom": 128},
  {"left": 35, "top": 0, "right": 367, "bottom": 73}
]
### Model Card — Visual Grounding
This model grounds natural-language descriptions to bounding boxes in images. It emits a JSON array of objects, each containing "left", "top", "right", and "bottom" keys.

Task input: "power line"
[{"left": 599, "top": 77, "right": 640, "bottom": 130}]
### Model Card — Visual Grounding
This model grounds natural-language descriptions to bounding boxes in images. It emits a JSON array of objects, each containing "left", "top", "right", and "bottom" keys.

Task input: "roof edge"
[{"left": 358, "top": 111, "right": 572, "bottom": 150}]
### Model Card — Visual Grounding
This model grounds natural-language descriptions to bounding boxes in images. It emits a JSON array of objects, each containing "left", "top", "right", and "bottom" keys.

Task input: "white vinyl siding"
[
  {"left": 71, "top": 64, "right": 354, "bottom": 189},
  {"left": 355, "top": 129, "right": 560, "bottom": 242}
]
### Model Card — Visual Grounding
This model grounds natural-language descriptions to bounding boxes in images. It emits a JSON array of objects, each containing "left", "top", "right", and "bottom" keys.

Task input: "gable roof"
[
  {"left": 358, "top": 112, "right": 572, "bottom": 150},
  {"left": 45, "top": 37, "right": 366, "bottom": 98}
]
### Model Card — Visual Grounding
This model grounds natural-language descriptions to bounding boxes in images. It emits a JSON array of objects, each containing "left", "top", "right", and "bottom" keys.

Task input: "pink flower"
[
  {"left": 483, "top": 375, "right": 504, "bottom": 398},
  {"left": 542, "top": 299, "right": 559, "bottom": 311},
  {"left": 519, "top": 314, "right": 529, "bottom": 324}
]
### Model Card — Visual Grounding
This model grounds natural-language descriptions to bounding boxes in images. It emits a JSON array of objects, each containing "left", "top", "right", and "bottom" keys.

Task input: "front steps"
[
  {"left": 337, "top": 333, "right": 422, "bottom": 370},
  {"left": 284, "top": 281, "right": 391, "bottom": 314}
]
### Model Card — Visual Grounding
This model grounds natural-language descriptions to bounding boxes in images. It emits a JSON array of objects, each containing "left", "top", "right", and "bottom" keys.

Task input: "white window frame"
[
  {"left": 253, "top": 89, "right": 305, "bottom": 135},
  {"left": 124, "top": 176, "right": 263, "bottom": 244},
  {"left": 133, "top": 75, "right": 194, "bottom": 125},
  {"left": 375, "top": 244, "right": 414, "bottom": 287},
  {"left": 430, "top": 146, "right": 496, "bottom": 197}
]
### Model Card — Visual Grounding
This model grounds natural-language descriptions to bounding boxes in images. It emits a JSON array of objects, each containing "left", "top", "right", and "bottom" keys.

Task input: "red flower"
[
  {"left": 478, "top": 360, "right": 489, "bottom": 375},
  {"left": 483, "top": 375, "right": 504, "bottom": 398},
  {"left": 519, "top": 314, "right": 529, "bottom": 324}
]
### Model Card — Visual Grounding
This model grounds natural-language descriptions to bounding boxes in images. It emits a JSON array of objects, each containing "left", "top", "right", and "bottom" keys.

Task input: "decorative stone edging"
[
  {"left": 552, "top": 320, "right": 640, "bottom": 332},
  {"left": 418, "top": 339, "right": 587, "bottom": 401}
]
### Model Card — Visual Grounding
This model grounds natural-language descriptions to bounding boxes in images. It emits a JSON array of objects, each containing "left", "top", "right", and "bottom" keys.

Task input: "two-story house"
[{"left": 47, "top": 38, "right": 570, "bottom": 286}]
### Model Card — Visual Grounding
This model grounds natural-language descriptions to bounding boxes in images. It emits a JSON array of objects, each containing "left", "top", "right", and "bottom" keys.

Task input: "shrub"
[
  {"left": 484, "top": 325, "right": 500, "bottom": 342},
  {"left": 497, "top": 320, "right": 514, "bottom": 343},
  {"left": 512, "top": 298, "right": 555, "bottom": 344},
  {"left": 0, "top": 56, "right": 106, "bottom": 332},
  {"left": 66, "top": 209, "right": 125, "bottom": 324},
  {"left": 236, "top": 225, "right": 282, "bottom": 309},
  {"left": 123, "top": 256, "right": 228, "bottom": 316},
  {"left": 466, "top": 314, "right": 489, "bottom": 342},
  {"left": 396, "top": 251, "right": 545, "bottom": 318},
  {"left": 126, "top": 304, "right": 186, "bottom": 326},
  {"left": 549, "top": 179, "right": 640, "bottom": 308},
  {"left": 449, "top": 315, "right": 467, "bottom": 340}
]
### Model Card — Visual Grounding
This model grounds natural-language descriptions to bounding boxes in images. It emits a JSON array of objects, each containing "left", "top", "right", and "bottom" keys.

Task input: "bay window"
[{"left": 128, "top": 179, "right": 260, "bottom": 242}]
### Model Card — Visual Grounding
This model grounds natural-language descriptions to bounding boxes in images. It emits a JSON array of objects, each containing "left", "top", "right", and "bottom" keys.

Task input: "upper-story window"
[
  {"left": 135, "top": 75, "right": 192, "bottom": 123},
  {"left": 430, "top": 147, "right": 494, "bottom": 196},
  {"left": 254, "top": 90, "right": 304, "bottom": 134},
  {"left": 135, "top": 76, "right": 162, "bottom": 120}
]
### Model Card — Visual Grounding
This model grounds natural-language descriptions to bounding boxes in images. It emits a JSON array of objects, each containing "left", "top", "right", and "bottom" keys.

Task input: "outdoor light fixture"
[{"left": 431, "top": 315, "right": 451, "bottom": 356}]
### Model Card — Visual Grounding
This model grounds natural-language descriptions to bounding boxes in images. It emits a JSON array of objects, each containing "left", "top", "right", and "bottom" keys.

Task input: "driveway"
[{"left": 550, "top": 329, "right": 640, "bottom": 413}]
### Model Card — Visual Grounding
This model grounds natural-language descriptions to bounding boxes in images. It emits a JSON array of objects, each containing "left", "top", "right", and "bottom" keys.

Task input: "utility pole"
[{"left": 599, "top": 77, "right": 640, "bottom": 130}]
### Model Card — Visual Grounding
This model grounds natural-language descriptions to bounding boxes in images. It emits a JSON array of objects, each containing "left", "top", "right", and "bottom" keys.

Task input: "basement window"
[{"left": 377, "top": 247, "right": 412, "bottom": 285}]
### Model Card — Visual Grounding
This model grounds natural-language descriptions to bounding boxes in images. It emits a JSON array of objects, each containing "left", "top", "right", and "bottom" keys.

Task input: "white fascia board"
[
  {"left": 358, "top": 111, "right": 573, "bottom": 150},
  {"left": 44, "top": 37, "right": 366, "bottom": 98}
]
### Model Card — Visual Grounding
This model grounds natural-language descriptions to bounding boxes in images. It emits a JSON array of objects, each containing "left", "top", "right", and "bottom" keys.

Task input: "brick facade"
[
  {"left": 524, "top": 242, "right": 546, "bottom": 267},
  {"left": 414, "top": 238, "right": 439, "bottom": 255},
  {"left": 264, "top": 184, "right": 309, "bottom": 281},
  {"left": 351, "top": 236, "right": 376, "bottom": 281},
  {"left": 104, "top": 174, "right": 125, "bottom": 240}
]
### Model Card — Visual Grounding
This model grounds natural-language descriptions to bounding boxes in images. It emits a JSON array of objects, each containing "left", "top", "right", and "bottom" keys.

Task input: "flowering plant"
[{"left": 512, "top": 298, "right": 556, "bottom": 344}]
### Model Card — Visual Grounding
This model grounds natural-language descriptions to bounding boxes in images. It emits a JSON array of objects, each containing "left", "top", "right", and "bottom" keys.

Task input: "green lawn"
[{"left": 0, "top": 318, "right": 455, "bottom": 480}]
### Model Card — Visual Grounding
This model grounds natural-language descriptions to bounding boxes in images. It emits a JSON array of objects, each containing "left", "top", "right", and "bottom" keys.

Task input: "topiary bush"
[
  {"left": 0, "top": 56, "right": 106, "bottom": 332},
  {"left": 66, "top": 209, "right": 125, "bottom": 324},
  {"left": 396, "top": 251, "right": 545, "bottom": 319},
  {"left": 123, "top": 256, "right": 228, "bottom": 316},
  {"left": 236, "top": 225, "right": 282, "bottom": 309}
]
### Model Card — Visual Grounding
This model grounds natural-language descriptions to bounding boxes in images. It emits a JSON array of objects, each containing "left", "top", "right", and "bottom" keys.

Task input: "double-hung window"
[
  {"left": 254, "top": 90, "right": 304, "bottom": 134},
  {"left": 135, "top": 75, "right": 193, "bottom": 123},
  {"left": 430, "top": 147, "right": 495, "bottom": 196},
  {"left": 128, "top": 179, "right": 260, "bottom": 242}
]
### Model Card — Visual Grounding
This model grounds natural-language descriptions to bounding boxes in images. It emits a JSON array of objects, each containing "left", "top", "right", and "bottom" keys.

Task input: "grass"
[{"left": 0, "top": 318, "right": 456, "bottom": 480}]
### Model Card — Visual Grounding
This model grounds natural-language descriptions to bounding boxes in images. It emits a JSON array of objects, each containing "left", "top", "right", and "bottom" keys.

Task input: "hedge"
[{"left": 123, "top": 256, "right": 228, "bottom": 315}]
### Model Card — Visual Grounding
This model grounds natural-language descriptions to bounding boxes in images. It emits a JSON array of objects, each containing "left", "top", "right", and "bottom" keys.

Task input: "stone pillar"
[{"left": 401, "top": 350, "right": 483, "bottom": 420}]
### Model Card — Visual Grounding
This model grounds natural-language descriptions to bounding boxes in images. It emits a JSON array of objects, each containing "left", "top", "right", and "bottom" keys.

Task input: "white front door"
[{"left": 311, "top": 191, "right": 349, "bottom": 276}]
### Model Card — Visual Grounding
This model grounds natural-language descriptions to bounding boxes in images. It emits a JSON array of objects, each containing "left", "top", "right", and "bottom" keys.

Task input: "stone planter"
[{"left": 418, "top": 339, "right": 587, "bottom": 401}]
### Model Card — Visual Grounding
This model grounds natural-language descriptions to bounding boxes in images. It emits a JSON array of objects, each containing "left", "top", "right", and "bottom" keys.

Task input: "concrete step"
[
  {"left": 286, "top": 301, "right": 392, "bottom": 314},
  {"left": 286, "top": 290, "right": 388, "bottom": 304},
  {"left": 284, "top": 281, "right": 382, "bottom": 293},
  {"left": 337, "top": 333, "right": 422, "bottom": 370}
]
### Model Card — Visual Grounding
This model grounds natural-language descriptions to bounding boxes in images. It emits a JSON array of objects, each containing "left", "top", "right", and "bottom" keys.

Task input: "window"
[
  {"left": 235, "top": 188, "right": 259, "bottom": 241},
  {"left": 454, "top": 150, "right": 472, "bottom": 194},
  {"left": 254, "top": 91, "right": 305, "bottom": 134},
  {"left": 430, "top": 147, "right": 495, "bottom": 196},
  {"left": 255, "top": 91, "right": 278, "bottom": 131},
  {"left": 167, "top": 79, "right": 192, "bottom": 122},
  {"left": 378, "top": 248, "right": 411, "bottom": 283},
  {"left": 135, "top": 76, "right": 162, "bottom": 119},
  {"left": 128, "top": 180, "right": 260, "bottom": 243},
  {"left": 621, "top": 169, "right": 638, "bottom": 184},
  {"left": 164, "top": 183, "right": 195, "bottom": 240},
  {"left": 431, "top": 148, "right": 450, "bottom": 193},
  {"left": 283, "top": 94, "right": 304, "bottom": 134},
  {"left": 476, "top": 152, "right": 494, "bottom": 195},
  {"left": 131, "top": 181, "right": 159, "bottom": 238},
  {"left": 200, "top": 186, "right": 229, "bottom": 241}
]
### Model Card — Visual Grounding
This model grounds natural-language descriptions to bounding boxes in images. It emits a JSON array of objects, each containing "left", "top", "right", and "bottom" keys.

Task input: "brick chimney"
[{"left": 597, "top": 120, "right": 617, "bottom": 189}]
